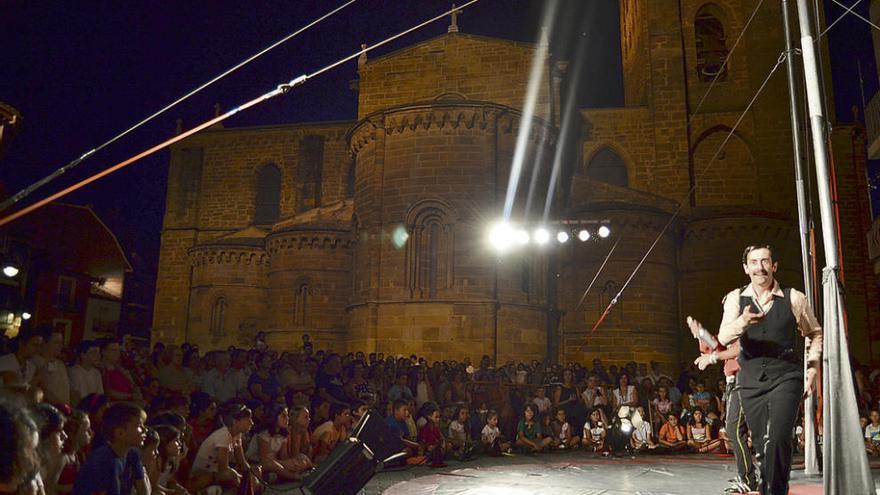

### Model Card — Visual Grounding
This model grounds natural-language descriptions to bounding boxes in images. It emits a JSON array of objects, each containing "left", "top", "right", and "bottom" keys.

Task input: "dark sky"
[{"left": 1, "top": 0, "right": 876, "bottom": 302}]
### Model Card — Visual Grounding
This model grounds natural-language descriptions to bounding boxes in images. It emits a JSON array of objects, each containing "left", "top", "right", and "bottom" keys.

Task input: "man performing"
[
  {"left": 688, "top": 316, "right": 756, "bottom": 494},
  {"left": 717, "top": 245, "right": 822, "bottom": 495}
]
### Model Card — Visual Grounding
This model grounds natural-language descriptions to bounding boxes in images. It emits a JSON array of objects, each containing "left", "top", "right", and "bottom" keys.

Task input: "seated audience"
[
  {"left": 188, "top": 403, "right": 254, "bottom": 494},
  {"left": 658, "top": 413, "right": 687, "bottom": 452},
  {"left": 516, "top": 404, "right": 551, "bottom": 453},
  {"left": 687, "top": 408, "right": 721, "bottom": 453},
  {"left": 481, "top": 410, "right": 511, "bottom": 456},
  {"left": 583, "top": 408, "right": 608, "bottom": 454},
  {"left": 73, "top": 402, "right": 148, "bottom": 495},
  {"left": 311, "top": 404, "right": 352, "bottom": 465},
  {"left": 417, "top": 403, "right": 448, "bottom": 468},
  {"left": 550, "top": 407, "right": 581, "bottom": 450}
]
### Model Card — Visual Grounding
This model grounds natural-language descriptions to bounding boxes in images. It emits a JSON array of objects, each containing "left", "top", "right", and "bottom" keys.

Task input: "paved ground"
[{"left": 353, "top": 452, "right": 880, "bottom": 495}]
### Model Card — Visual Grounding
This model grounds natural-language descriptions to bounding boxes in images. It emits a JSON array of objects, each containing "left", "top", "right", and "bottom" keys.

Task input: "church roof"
[
  {"left": 363, "top": 31, "right": 541, "bottom": 67},
  {"left": 270, "top": 200, "right": 353, "bottom": 235},
  {"left": 199, "top": 226, "right": 268, "bottom": 248}
]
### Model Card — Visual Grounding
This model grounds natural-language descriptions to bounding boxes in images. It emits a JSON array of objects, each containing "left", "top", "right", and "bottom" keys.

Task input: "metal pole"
[
  {"left": 794, "top": 0, "right": 875, "bottom": 492},
  {"left": 780, "top": 0, "right": 819, "bottom": 476}
]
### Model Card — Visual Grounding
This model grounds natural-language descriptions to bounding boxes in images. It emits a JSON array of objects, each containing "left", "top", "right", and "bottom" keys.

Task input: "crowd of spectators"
[{"left": 0, "top": 325, "right": 876, "bottom": 495}]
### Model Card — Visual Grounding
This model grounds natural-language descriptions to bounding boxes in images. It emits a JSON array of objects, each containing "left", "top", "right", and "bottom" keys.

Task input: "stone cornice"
[
  {"left": 347, "top": 101, "right": 557, "bottom": 154},
  {"left": 266, "top": 229, "right": 355, "bottom": 255},
  {"left": 683, "top": 216, "right": 797, "bottom": 243},
  {"left": 189, "top": 245, "right": 268, "bottom": 267}
]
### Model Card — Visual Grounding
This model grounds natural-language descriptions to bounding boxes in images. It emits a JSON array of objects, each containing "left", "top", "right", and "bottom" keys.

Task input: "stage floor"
[{"left": 360, "top": 452, "right": 880, "bottom": 495}]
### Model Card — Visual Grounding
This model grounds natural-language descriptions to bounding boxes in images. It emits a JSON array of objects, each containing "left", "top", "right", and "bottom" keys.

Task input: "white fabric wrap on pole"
[
  {"left": 794, "top": 0, "right": 875, "bottom": 491},
  {"left": 822, "top": 269, "right": 874, "bottom": 494}
]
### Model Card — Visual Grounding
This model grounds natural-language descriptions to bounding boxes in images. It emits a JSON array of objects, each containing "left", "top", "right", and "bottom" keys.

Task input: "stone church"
[{"left": 153, "top": 0, "right": 880, "bottom": 368}]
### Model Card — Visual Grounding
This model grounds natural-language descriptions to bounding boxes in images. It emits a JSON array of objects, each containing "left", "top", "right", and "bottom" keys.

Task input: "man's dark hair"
[
  {"left": 100, "top": 402, "right": 144, "bottom": 443},
  {"left": 391, "top": 399, "right": 408, "bottom": 413},
  {"left": 329, "top": 403, "right": 350, "bottom": 422},
  {"left": 742, "top": 244, "right": 777, "bottom": 264}
]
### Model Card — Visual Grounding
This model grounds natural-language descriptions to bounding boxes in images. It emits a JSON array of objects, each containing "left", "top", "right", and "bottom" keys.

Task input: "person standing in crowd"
[
  {"left": 101, "top": 341, "right": 136, "bottom": 403},
  {"left": 32, "top": 329, "right": 70, "bottom": 407},
  {"left": 201, "top": 351, "right": 238, "bottom": 403},
  {"left": 68, "top": 341, "right": 104, "bottom": 407},
  {"left": 0, "top": 327, "right": 44, "bottom": 386},
  {"left": 689, "top": 315, "right": 755, "bottom": 492},
  {"left": 718, "top": 245, "right": 823, "bottom": 495}
]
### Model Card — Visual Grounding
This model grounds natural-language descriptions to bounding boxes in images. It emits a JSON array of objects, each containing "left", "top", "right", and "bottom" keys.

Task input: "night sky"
[{"left": 1, "top": 0, "right": 876, "bottom": 308}]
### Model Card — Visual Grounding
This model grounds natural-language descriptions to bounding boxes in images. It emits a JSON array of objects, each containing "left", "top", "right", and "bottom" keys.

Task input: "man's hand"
[
  {"left": 804, "top": 367, "right": 818, "bottom": 399},
  {"left": 694, "top": 353, "right": 714, "bottom": 371},
  {"left": 740, "top": 304, "right": 765, "bottom": 326}
]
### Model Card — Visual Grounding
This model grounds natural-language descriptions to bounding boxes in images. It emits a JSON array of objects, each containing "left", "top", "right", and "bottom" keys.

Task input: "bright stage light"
[
  {"left": 577, "top": 229, "right": 591, "bottom": 242},
  {"left": 556, "top": 231, "right": 569, "bottom": 243},
  {"left": 21, "top": 312, "right": 31, "bottom": 320},
  {"left": 515, "top": 229, "right": 530, "bottom": 245},
  {"left": 2, "top": 265, "right": 19, "bottom": 278},
  {"left": 598, "top": 225, "right": 611, "bottom": 238},
  {"left": 534, "top": 228, "right": 550, "bottom": 245},
  {"left": 488, "top": 222, "right": 514, "bottom": 252}
]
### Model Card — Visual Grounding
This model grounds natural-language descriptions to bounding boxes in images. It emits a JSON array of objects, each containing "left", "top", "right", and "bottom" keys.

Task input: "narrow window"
[
  {"left": 210, "top": 298, "right": 227, "bottom": 337},
  {"left": 695, "top": 5, "right": 728, "bottom": 82},
  {"left": 298, "top": 136, "right": 324, "bottom": 212},
  {"left": 255, "top": 164, "right": 281, "bottom": 224},
  {"left": 295, "top": 284, "right": 310, "bottom": 326}
]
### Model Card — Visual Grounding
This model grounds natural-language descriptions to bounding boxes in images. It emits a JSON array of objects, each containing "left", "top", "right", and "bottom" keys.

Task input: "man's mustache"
[{"left": 752, "top": 269, "right": 769, "bottom": 276}]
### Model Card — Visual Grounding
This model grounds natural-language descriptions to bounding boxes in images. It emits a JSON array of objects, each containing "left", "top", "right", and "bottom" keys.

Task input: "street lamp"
[{"left": 2, "top": 265, "right": 18, "bottom": 277}]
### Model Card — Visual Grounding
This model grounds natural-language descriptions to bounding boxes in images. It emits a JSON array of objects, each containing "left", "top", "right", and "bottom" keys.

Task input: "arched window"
[
  {"left": 294, "top": 284, "right": 310, "bottom": 326},
  {"left": 254, "top": 164, "right": 281, "bottom": 225},
  {"left": 695, "top": 4, "right": 728, "bottom": 82},
  {"left": 405, "top": 201, "right": 454, "bottom": 299},
  {"left": 210, "top": 297, "right": 227, "bottom": 337},
  {"left": 586, "top": 147, "right": 628, "bottom": 187},
  {"left": 298, "top": 135, "right": 324, "bottom": 212}
]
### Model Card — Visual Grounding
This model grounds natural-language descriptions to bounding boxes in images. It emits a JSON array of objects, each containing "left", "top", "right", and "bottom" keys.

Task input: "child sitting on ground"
[
  {"left": 865, "top": 409, "right": 880, "bottom": 456},
  {"left": 481, "top": 410, "right": 511, "bottom": 456},
  {"left": 188, "top": 403, "right": 256, "bottom": 494},
  {"left": 448, "top": 406, "right": 476, "bottom": 460},
  {"left": 630, "top": 406, "right": 656, "bottom": 452},
  {"left": 658, "top": 412, "right": 687, "bottom": 452},
  {"left": 687, "top": 408, "right": 722, "bottom": 453},
  {"left": 583, "top": 408, "right": 608, "bottom": 455},
  {"left": 73, "top": 402, "right": 148, "bottom": 495},
  {"left": 550, "top": 407, "right": 581, "bottom": 450},
  {"left": 516, "top": 404, "right": 552, "bottom": 453},
  {"left": 417, "top": 403, "right": 448, "bottom": 468}
]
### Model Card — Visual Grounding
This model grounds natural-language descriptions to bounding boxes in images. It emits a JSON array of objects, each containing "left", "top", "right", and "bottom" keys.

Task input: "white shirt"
[
  {"left": 0, "top": 353, "right": 22, "bottom": 383},
  {"left": 482, "top": 424, "right": 501, "bottom": 443},
  {"left": 865, "top": 424, "right": 880, "bottom": 442},
  {"left": 246, "top": 431, "right": 286, "bottom": 462},
  {"left": 533, "top": 397, "right": 551, "bottom": 415},
  {"left": 68, "top": 364, "right": 105, "bottom": 402},
  {"left": 41, "top": 358, "right": 70, "bottom": 405},
  {"left": 449, "top": 420, "right": 467, "bottom": 443},
  {"left": 192, "top": 427, "right": 236, "bottom": 473},
  {"left": 633, "top": 421, "right": 653, "bottom": 446}
]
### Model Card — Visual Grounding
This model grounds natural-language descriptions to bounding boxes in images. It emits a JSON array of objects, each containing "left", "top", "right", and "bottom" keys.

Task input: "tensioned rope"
[
  {"left": 689, "top": 0, "right": 766, "bottom": 122},
  {"left": 580, "top": 0, "right": 872, "bottom": 334},
  {"left": 0, "top": 0, "right": 359, "bottom": 214},
  {"left": 0, "top": 0, "right": 481, "bottom": 229},
  {"left": 587, "top": 51, "right": 788, "bottom": 335}
]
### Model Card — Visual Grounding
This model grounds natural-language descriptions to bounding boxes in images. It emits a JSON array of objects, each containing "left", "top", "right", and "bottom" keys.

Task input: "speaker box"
[
  {"left": 351, "top": 410, "right": 407, "bottom": 464},
  {"left": 300, "top": 439, "right": 377, "bottom": 495}
]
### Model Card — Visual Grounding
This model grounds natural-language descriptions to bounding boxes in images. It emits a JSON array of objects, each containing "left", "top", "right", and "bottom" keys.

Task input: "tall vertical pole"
[
  {"left": 780, "top": 0, "right": 819, "bottom": 476},
  {"left": 794, "top": 0, "right": 875, "bottom": 492}
]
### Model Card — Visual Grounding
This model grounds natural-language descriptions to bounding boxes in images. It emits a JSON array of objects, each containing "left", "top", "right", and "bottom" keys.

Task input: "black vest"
[{"left": 737, "top": 286, "right": 802, "bottom": 388}]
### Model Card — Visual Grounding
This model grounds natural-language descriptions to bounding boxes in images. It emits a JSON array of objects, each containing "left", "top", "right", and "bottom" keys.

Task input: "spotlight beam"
[{"left": 502, "top": 3, "right": 557, "bottom": 220}]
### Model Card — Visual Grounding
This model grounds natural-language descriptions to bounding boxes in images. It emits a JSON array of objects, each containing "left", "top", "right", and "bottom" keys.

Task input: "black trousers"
[
  {"left": 726, "top": 378, "right": 755, "bottom": 488},
  {"left": 738, "top": 372, "right": 803, "bottom": 495}
]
